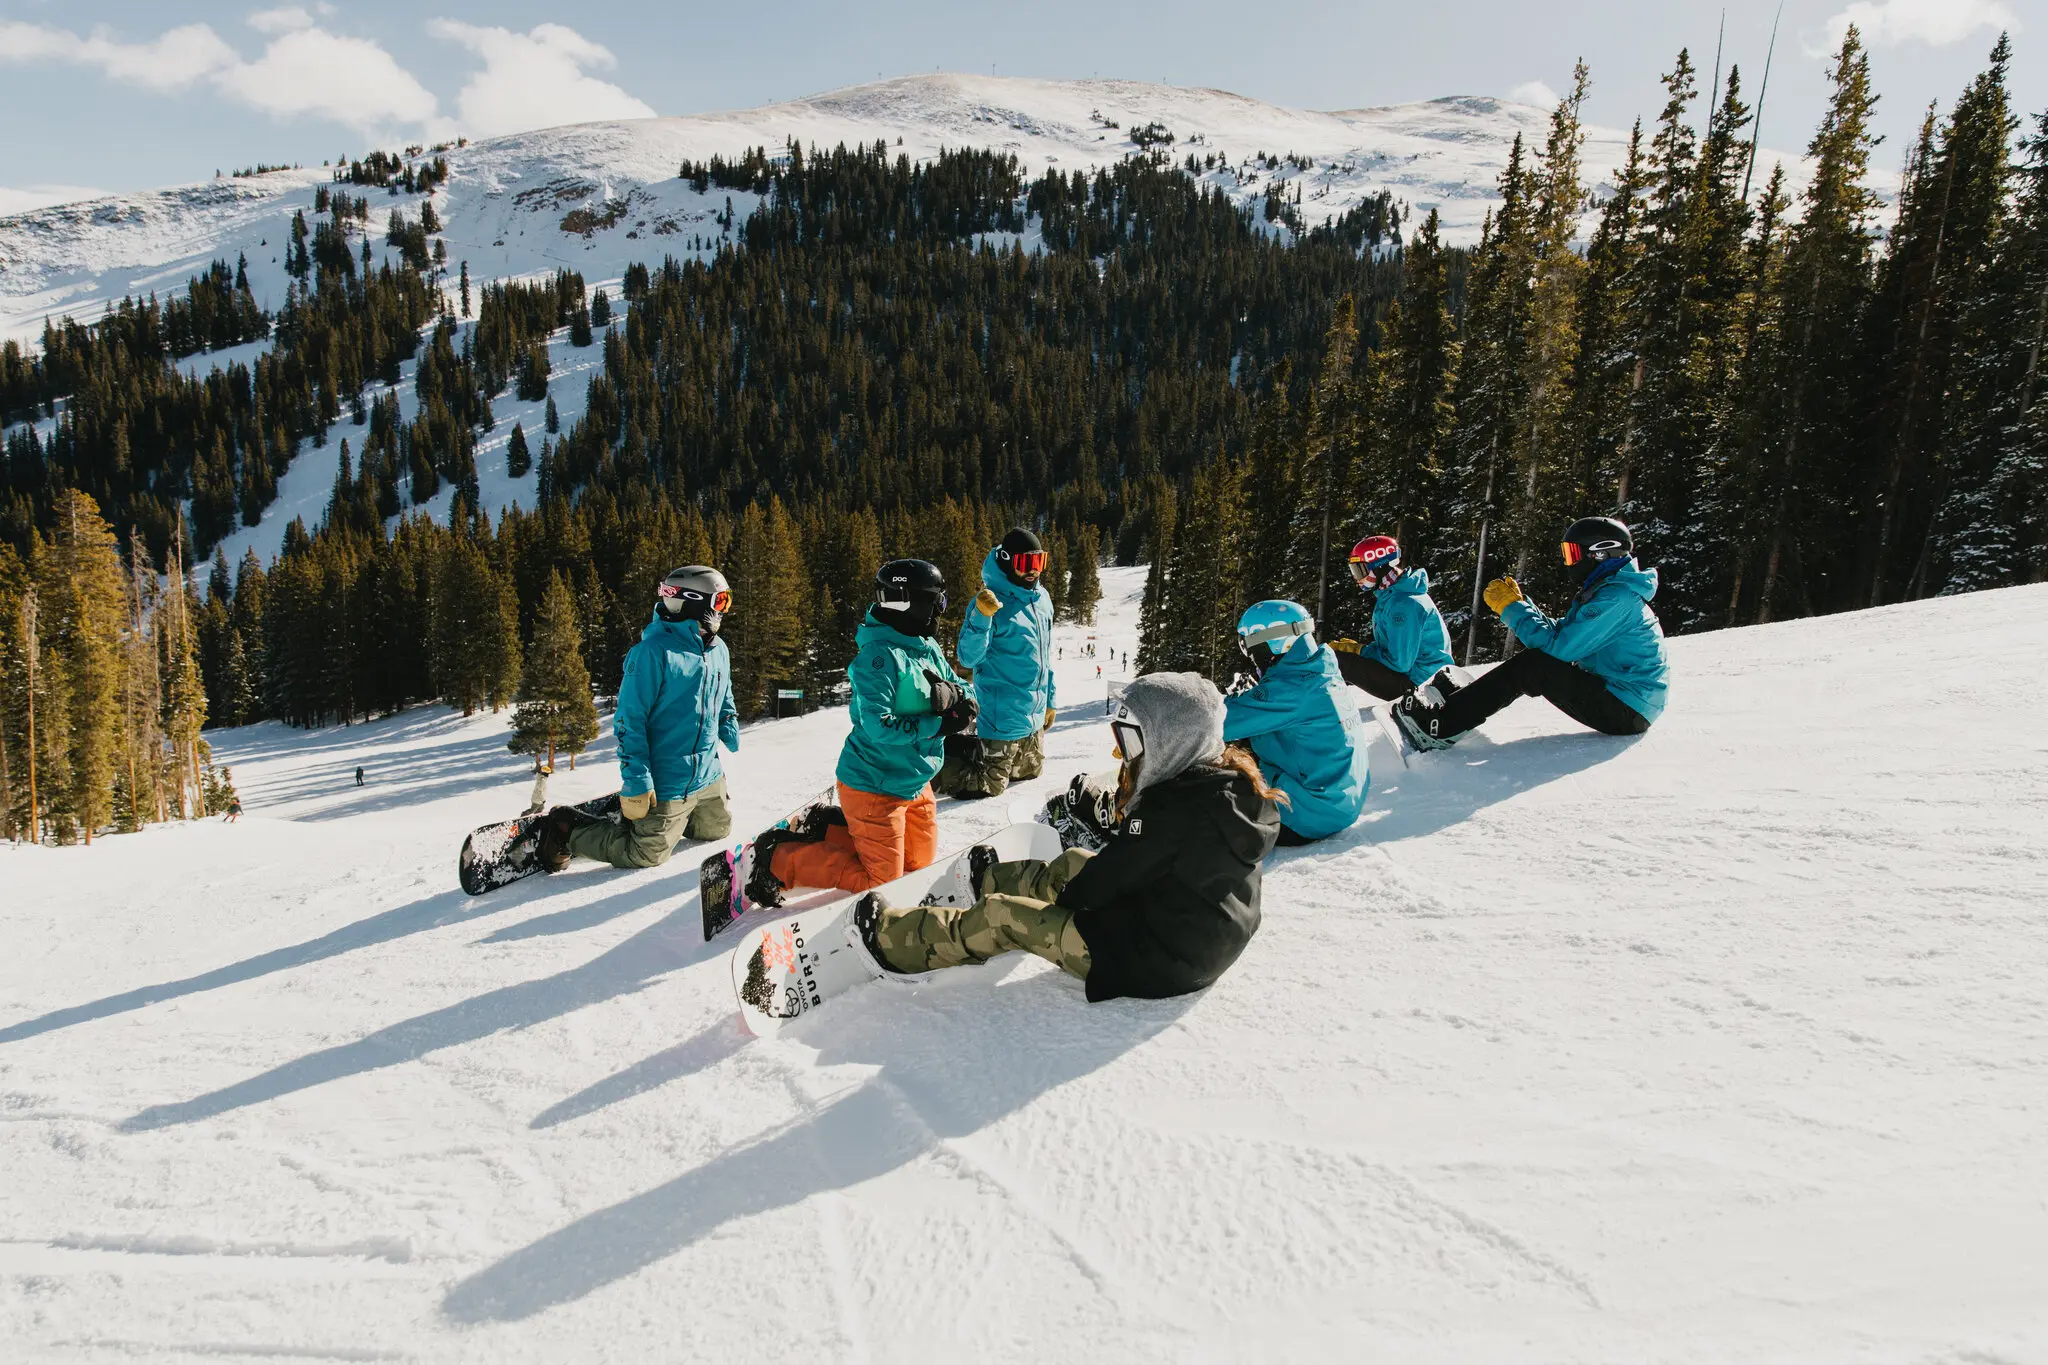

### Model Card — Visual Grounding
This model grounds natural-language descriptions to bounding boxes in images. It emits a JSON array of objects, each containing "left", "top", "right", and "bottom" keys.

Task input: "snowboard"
[
  {"left": 1370, "top": 705, "right": 1414, "bottom": 769},
  {"left": 698, "top": 786, "right": 839, "bottom": 941},
  {"left": 1043, "top": 769, "right": 1121, "bottom": 851},
  {"left": 458, "top": 792, "right": 622, "bottom": 896},
  {"left": 731, "top": 820, "right": 1066, "bottom": 1037}
]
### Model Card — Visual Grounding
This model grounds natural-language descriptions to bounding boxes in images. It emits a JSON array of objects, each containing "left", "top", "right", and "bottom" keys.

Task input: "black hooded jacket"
[{"left": 1058, "top": 763, "right": 1280, "bottom": 1002}]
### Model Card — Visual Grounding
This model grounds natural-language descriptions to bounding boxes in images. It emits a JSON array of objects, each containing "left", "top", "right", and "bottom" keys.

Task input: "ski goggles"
[
  {"left": 1347, "top": 558, "right": 1398, "bottom": 584},
  {"left": 1005, "top": 549, "right": 1048, "bottom": 575},
  {"left": 1109, "top": 718, "right": 1145, "bottom": 764},
  {"left": 1560, "top": 540, "right": 1623, "bottom": 568},
  {"left": 660, "top": 584, "right": 733, "bottom": 613}
]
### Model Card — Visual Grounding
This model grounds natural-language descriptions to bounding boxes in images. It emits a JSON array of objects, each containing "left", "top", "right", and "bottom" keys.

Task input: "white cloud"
[
  {"left": 247, "top": 7, "right": 322, "bottom": 37},
  {"left": 1508, "top": 80, "right": 1560, "bottom": 108},
  {"left": 1820, "top": 0, "right": 2018, "bottom": 50},
  {"left": 0, "top": 17, "right": 434, "bottom": 134},
  {"left": 429, "top": 21, "right": 656, "bottom": 138},
  {"left": 0, "top": 183, "right": 109, "bottom": 217}
]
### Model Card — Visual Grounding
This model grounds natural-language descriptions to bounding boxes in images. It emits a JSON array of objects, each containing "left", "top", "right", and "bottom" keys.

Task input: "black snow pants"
[
  {"left": 1334, "top": 651, "right": 1415, "bottom": 701},
  {"left": 1433, "top": 647, "right": 1651, "bottom": 740}
]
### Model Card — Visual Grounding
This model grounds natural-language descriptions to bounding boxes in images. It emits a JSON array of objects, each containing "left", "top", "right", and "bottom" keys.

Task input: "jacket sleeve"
[
  {"left": 716, "top": 647, "right": 740, "bottom": 752},
  {"left": 1503, "top": 590, "right": 1630, "bottom": 664},
  {"left": 1044, "top": 603, "right": 1057, "bottom": 711},
  {"left": 1222, "top": 684, "right": 1296, "bottom": 742},
  {"left": 613, "top": 646, "right": 655, "bottom": 798},
  {"left": 1057, "top": 815, "right": 1179, "bottom": 910},
  {"left": 956, "top": 607, "right": 993, "bottom": 670},
  {"left": 851, "top": 647, "right": 947, "bottom": 744}
]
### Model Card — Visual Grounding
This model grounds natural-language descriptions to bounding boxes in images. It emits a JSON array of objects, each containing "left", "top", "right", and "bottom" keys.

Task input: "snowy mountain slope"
[
  {"left": 3, "top": 566, "right": 2045, "bottom": 1361},
  {"left": 2, "top": 73, "right": 1825, "bottom": 346}
]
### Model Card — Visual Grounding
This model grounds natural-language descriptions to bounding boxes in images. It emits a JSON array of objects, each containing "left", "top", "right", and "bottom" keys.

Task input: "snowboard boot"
[
  {"left": 1392, "top": 694, "right": 1459, "bottom": 752},
  {"left": 738, "top": 831, "right": 792, "bottom": 909},
  {"left": 1417, "top": 666, "right": 1473, "bottom": 709},
  {"left": 537, "top": 807, "right": 579, "bottom": 873},
  {"left": 967, "top": 843, "right": 1001, "bottom": 900},
  {"left": 852, "top": 892, "right": 906, "bottom": 975}
]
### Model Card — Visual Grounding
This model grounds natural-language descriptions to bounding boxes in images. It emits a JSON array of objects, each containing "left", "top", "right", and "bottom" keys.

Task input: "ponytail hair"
[{"left": 1214, "top": 742, "right": 1290, "bottom": 808}]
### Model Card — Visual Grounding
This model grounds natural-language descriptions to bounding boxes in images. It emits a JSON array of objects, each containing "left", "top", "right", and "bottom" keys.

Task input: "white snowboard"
[{"left": 730, "top": 820, "right": 1066, "bottom": 1037}]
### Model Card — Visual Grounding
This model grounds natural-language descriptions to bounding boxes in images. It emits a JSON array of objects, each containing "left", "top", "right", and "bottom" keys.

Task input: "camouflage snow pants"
[
  {"left": 873, "top": 847, "right": 1095, "bottom": 979},
  {"left": 932, "top": 728, "right": 1046, "bottom": 799},
  {"left": 566, "top": 778, "right": 732, "bottom": 869}
]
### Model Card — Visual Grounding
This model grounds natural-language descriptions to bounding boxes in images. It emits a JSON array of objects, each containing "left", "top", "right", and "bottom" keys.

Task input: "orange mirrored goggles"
[
  {"left": 1560, "top": 541, "right": 1583, "bottom": 568},
  {"left": 1008, "top": 550, "right": 1048, "bottom": 575},
  {"left": 660, "top": 585, "right": 733, "bottom": 613}
]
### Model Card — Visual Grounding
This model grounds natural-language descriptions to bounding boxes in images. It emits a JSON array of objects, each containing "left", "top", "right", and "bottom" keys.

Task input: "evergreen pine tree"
[{"left": 509, "top": 571, "right": 598, "bottom": 767}]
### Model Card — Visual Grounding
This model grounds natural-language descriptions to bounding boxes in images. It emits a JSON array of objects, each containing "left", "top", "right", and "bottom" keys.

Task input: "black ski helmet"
[
  {"left": 1561, "top": 517, "right": 1633, "bottom": 587},
  {"left": 995, "top": 527, "right": 1047, "bottom": 586},
  {"left": 657, "top": 565, "right": 731, "bottom": 634},
  {"left": 873, "top": 559, "right": 947, "bottom": 635}
]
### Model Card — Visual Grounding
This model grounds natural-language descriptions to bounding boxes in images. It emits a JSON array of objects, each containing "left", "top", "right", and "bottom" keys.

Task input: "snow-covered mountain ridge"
[
  {"left": 4, "top": 566, "right": 2044, "bottom": 1358},
  {"left": 2, "top": 73, "right": 1785, "bottom": 344}
]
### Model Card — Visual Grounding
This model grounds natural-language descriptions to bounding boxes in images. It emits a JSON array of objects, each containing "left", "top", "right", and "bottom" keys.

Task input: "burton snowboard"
[
  {"left": 698, "top": 786, "right": 839, "bottom": 941},
  {"left": 731, "top": 820, "right": 1065, "bottom": 1037},
  {"left": 1370, "top": 705, "right": 1413, "bottom": 769},
  {"left": 458, "top": 792, "right": 622, "bottom": 896}
]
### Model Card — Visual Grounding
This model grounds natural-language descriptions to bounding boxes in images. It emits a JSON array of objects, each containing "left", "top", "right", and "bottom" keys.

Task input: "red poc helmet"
[{"left": 1348, "top": 535, "right": 1402, "bottom": 591}]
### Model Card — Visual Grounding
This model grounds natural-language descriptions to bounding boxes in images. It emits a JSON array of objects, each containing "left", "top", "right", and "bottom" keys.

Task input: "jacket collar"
[{"left": 643, "top": 613, "right": 713, "bottom": 652}]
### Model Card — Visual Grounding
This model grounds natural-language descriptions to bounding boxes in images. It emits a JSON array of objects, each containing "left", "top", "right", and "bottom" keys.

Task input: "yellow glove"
[
  {"left": 620, "top": 791, "right": 654, "bottom": 821},
  {"left": 1330, "top": 637, "right": 1361, "bottom": 655},
  {"left": 1482, "top": 576, "right": 1523, "bottom": 616},
  {"left": 974, "top": 588, "right": 1001, "bottom": 617},
  {"left": 1044, "top": 708, "right": 1057, "bottom": 729}
]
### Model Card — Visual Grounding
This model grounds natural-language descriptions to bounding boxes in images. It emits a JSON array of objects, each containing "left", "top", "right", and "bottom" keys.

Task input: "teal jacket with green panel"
[{"left": 837, "top": 610, "right": 975, "bottom": 799}]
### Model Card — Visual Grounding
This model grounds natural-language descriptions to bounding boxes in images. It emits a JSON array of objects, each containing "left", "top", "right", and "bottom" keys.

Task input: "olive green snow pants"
[
  {"left": 566, "top": 778, "right": 732, "bottom": 869},
  {"left": 874, "top": 847, "right": 1094, "bottom": 978},
  {"left": 932, "top": 728, "right": 1046, "bottom": 799}
]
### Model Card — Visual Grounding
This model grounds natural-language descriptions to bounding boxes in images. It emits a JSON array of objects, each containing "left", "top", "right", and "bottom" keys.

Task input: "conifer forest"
[{"left": 2, "top": 28, "right": 2044, "bottom": 844}]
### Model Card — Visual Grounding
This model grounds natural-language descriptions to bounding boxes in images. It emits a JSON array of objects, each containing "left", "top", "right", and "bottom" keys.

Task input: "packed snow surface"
[{"left": 5, "top": 566, "right": 2046, "bottom": 1361}]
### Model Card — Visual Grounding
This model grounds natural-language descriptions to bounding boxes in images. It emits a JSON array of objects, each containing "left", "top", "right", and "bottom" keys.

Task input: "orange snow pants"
[{"left": 769, "top": 782, "right": 939, "bottom": 893}]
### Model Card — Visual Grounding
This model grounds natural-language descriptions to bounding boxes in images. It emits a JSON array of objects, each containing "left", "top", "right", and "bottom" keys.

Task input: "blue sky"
[{"left": 0, "top": 0, "right": 2038, "bottom": 210}]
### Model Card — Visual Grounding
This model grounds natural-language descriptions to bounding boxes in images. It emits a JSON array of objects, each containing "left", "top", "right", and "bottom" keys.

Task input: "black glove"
[
  {"left": 924, "top": 670, "right": 963, "bottom": 715},
  {"left": 939, "top": 694, "right": 979, "bottom": 736}
]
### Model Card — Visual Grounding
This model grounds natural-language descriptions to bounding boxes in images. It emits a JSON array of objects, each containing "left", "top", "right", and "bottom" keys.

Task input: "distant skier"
[
  {"left": 933, "top": 529, "right": 1056, "bottom": 800},
  {"left": 354, "top": 766, "right": 365, "bottom": 787},
  {"left": 853, "top": 671, "right": 1282, "bottom": 1001},
  {"left": 1330, "top": 535, "right": 1458, "bottom": 701},
  {"left": 223, "top": 796, "right": 243, "bottom": 823},
  {"left": 1394, "top": 517, "right": 1669, "bottom": 750},
  {"left": 540, "top": 566, "right": 737, "bottom": 871},
  {"left": 1222, "top": 600, "right": 1373, "bottom": 844},
  {"left": 523, "top": 761, "right": 552, "bottom": 817},
  {"left": 747, "top": 560, "right": 976, "bottom": 900}
]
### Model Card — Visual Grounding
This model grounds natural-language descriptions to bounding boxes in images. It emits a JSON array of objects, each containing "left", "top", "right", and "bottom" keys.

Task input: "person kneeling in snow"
[
  {"left": 540, "top": 566, "right": 738, "bottom": 871},
  {"left": 1393, "top": 517, "right": 1669, "bottom": 750},
  {"left": 933, "top": 529, "right": 1057, "bottom": 799},
  {"left": 1222, "top": 600, "right": 1372, "bottom": 845},
  {"left": 854, "top": 671, "right": 1283, "bottom": 1002},
  {"left": 748, "top": 559, "right": 978, "bottom": 903},
  {"left": 1329, "top": 535, "right": 1459, "bottom": 701}
]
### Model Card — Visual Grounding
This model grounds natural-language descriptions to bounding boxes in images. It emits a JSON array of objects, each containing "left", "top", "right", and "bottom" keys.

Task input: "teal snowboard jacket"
[
  {"left": 838, "top": 611, "right": 975, "bottom": 799},
  {"left": 955, "top": 548, "right": 1057, "bottom": 742},
  {"left": 1502, "top": 559, "right": 1670, "bottom": 722},
  {"left": 1357, "top": 567, "right": 1457, "bottom": 686},
  {"left": 615, "top": 614, "right": 739, "bottom": 801},
  {"left": 1222, "top": 643, "right": 1373, "bottom": 840}
]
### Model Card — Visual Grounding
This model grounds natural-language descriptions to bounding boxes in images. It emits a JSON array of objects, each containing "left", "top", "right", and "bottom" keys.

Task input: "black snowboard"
[{"left": 458, "top": 792, "right": 622, "bottom": 896}]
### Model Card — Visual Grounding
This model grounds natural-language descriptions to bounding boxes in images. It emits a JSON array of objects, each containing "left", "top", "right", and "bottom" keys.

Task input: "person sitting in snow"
[
  {"left": 1393, "top": 517, "right": 1669, "bottom": 750},
  {"left": 1329, "top": 535, "right": 1459, "bottom": 701},
  {"left": 933, "top": 529, "right": 1057, "bottom": 800},
  {"left": 854, "top": 671, "right": 1282, "bottom": 1002},
  {"left": 539, "top": 566, "right": 738, "bottom": 872},
  {"left": 1222, "top": 599, "right": 1373, "bottom": 845},
  {"left": 745, "top": 559, "right": 977, "bottom": 902}
]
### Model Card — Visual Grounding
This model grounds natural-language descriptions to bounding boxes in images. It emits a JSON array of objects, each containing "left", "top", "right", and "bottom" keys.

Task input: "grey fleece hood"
[{"left": 1119, "top": 671, "right": 1226, "bottom": 795}]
